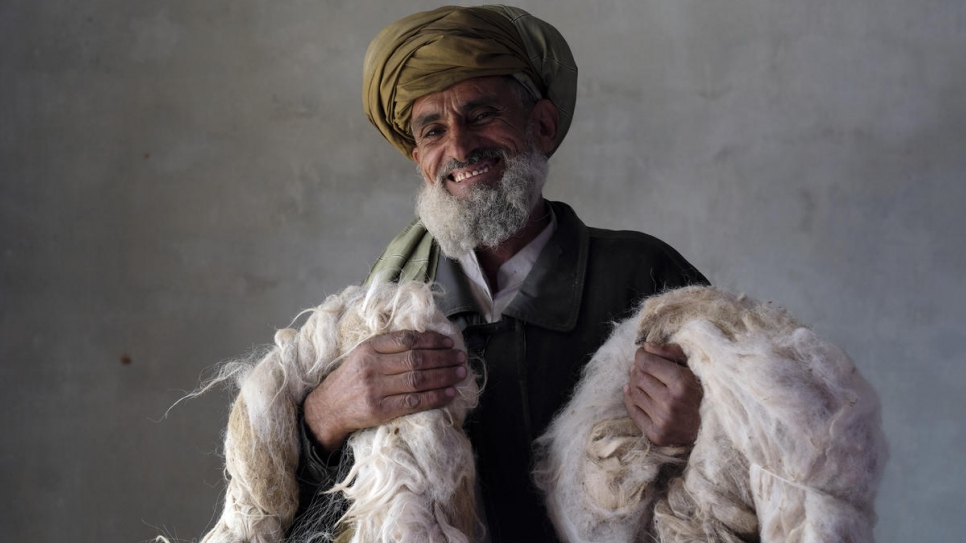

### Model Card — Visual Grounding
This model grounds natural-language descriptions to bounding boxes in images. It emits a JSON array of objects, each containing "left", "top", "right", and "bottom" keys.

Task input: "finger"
[
  {"left": 382, "top": 363, "right": 469, "bottom": 396},
  {"left": 626, "top": 381, "right": 693, "bottom": 446},
  {"left": 635, "top": 347, "right": 692, "bottom": 388},
  {"left": 367, "top": 330, "right": 455, "bottom": 354},
  {"left": 641, "top": 342, "right": 687, "bottom": 364},
  {"left": 623, "top": 384, "right": 657, "bottom": 438},
  {"left": 625, "top": 374, "right": 669, "bottom": 425},
  {"left": 629, "top": 362, "right": 670, "bottom": 400},
  {"left": 380, "top": 347, "right": 466, "bottom": 375},
  {"left": 379, "top": 386, "right": 459, "bottom": 418}
]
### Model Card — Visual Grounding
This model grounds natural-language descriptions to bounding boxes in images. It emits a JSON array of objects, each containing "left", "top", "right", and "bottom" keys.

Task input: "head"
[{"left": 363, "top": 6, "right": 576, "bottom": 257}]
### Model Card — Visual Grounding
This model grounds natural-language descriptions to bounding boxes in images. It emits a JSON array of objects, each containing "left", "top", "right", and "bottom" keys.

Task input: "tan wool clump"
[
  {"left": 535, "top": 285, "right": 887, "bottom": 543},
  {"left": 198, "top": 281, "right": 480, "bottom": 543}
]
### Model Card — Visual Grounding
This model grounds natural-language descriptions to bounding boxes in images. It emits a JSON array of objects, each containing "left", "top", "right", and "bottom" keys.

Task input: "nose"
[{"left": 446, "top": 122, "right": 481, "bottom": 164}]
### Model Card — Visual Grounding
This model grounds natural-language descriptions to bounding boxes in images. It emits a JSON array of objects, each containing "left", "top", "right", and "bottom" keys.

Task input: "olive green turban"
[{"left": 362, "top": 5, "right": 577, "bottom": 159}]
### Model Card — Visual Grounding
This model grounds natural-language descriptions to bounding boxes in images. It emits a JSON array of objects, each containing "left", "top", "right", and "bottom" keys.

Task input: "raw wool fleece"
[
  {"left": 534, "top": 286, "right": 887, "bottom": 543},
  {"left": 200, "top": 281, "right": 480, "bottom": 543}
]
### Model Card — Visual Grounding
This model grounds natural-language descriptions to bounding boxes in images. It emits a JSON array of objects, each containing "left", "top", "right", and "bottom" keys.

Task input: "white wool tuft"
[
  {"left": 535, "top": 286, "right": 887, "bottom": 542},
  {"left": 198, "top": 281, "right": 480, "bottom": 543}
]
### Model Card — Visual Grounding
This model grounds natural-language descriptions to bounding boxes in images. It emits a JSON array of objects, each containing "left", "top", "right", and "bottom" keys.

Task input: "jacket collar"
[{"left": 435, "top": 201, "right": 588, "bottom": 333}]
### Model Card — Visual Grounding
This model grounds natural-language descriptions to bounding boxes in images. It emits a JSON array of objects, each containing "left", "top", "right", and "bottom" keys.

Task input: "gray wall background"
[{"left": 2, "top": 0, "right": 963, "bottom": 541}]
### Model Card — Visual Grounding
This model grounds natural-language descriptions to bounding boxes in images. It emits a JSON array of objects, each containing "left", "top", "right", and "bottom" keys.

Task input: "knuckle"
[
  {"left": 406, "top": 349, "right": 423, "bottom": 370},
  {"left": 375, "top": 395, "right": 396, "bottom": 415},
  {"left": 403, "top": 393, "right": 421, "bottom": 410},
  {"left": 405, "top": 370, "right": 424, "bottom": 390},
  {"left": 401, "top": 349, "right": 415, "bottom": 370}
]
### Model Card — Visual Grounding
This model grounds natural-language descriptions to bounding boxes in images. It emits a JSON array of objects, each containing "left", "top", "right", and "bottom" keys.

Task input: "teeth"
[{"left": 453, "top": 164, "right": 491, "bottom": 183}]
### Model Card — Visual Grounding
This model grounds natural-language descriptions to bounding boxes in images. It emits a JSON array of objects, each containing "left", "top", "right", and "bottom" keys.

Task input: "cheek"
[
  {"left": 413, "top": 147, "right": 435, "bottom": 183},
  {"left": 491, "top": 119, "right": 529, "bottom": 149},
  {"left": 421, "top": 166, "right": 435, "bottom": 185},
  {"left": 419, "top": 157, "right": 440, "bottom": 184}
]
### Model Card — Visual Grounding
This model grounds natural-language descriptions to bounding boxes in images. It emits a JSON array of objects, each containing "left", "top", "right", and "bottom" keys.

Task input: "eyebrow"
[{"left": 411, "top": 97, "right": 504, "bottom": 131}]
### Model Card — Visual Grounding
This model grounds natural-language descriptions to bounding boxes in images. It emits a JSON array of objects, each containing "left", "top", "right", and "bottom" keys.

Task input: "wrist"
[{"left": 303, "top": 390, "right": 349, "bottom": 454}]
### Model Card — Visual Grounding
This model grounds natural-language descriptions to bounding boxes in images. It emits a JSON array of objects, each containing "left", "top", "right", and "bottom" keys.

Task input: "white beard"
[{"left": 415, "top": 147, "right": 549, "bottom": 259}]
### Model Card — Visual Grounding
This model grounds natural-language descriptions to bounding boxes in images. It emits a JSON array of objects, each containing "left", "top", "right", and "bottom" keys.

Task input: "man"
[{"left": 293, "top": 6, "right": 706, "bottom": 541}]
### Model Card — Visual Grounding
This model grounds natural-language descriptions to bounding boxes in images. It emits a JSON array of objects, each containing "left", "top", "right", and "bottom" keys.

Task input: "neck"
[{"left": 475, "top": 199, "right": 550, "bottom": 290}]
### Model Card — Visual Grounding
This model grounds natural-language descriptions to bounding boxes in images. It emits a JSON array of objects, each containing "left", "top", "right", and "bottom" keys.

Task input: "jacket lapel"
[
  {"left": 433, "top": 201, "right": 588, "bottom": 332},
  {"left": 503, "top": 201, "right": 587, "bottom": 332}
]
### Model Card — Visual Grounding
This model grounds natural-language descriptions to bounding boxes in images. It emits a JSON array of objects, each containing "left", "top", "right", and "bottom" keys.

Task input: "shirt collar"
[
  {"left": 455, "top": 209, "right": 557, "bottom": 322},
  {"left": 436, "top": 201, "right": 588, "bottom": 332}
]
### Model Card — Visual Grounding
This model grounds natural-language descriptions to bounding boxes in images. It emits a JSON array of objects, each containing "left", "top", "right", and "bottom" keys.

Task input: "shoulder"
[
  {"left": 547, "top": 201, "right": 708, "bottom": 295},
  {"left": 585, "top": 226, "right": 693, "bottom": 266},
  {"left": 587, "top": 225, "right": 679, "bottom": 253},
  {"left": 587, "top": 226, "right": 707, "bottom": 287},
  {"left": 551, "top": 201, "right": 704, "bottom": 277}
]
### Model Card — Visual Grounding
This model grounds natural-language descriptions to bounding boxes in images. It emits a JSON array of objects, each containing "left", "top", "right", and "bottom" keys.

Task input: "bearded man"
[{"left": 293, "top": 6, "right": 707, "bottom": 541}]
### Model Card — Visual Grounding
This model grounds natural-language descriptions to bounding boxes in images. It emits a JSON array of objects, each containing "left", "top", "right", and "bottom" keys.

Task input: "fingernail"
[
  {"left": 445, "top": 387, "right": 456, "bottom": 397},
  {"left": 443, "top": 336, "right": 455, "bottom": 348},
  {"left": 456, "top": 366, "right": 467, "bottom": 378},
  {"left": 457, "top": 350, "right": 466, "bottom": 363}
]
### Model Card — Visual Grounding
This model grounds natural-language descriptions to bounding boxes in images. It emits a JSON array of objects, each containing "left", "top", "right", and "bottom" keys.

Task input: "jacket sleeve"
[{"left": 288, "top": 407, "right": 351, "bottom": 538}]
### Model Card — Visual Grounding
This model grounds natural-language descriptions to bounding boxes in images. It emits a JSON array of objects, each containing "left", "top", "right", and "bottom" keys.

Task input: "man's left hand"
[{"left": 623, "top": 342, "right": 703, "bottom": 446}]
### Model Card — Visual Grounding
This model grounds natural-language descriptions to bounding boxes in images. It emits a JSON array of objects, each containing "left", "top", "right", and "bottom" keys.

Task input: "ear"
[{"left": 529, "top": 99, "right": 559, "bottom": 155}]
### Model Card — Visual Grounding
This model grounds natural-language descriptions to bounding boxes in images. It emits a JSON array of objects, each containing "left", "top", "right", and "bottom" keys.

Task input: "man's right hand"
[{"left": 302, "top": 330, "right": 468, "bottom": 453}]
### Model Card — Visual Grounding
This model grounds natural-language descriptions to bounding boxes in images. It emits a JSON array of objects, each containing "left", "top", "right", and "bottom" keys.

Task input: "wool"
[
  {"left": 534, "top": 286, "right": 887, "bottom": 543},
  {"left": 198, "top": 281, "right": 480, "bottom": 543}
]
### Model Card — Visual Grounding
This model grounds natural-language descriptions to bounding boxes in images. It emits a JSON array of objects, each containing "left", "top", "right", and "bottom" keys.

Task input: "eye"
[
  {"left": 419, "top": 125, "right": 444, "bottom": 140},
  {"left": 472, "top": 110, "right": 495, "bottom": 122}
]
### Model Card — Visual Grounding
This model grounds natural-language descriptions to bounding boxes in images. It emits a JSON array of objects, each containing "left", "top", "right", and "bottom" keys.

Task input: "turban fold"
[{"left": 363, "top": 5, "right": 577, "bottom": 159}]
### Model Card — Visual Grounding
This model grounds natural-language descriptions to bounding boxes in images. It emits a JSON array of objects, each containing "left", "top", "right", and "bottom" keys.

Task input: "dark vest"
[{"left": 431, "top": 201, "right": 706, "bottom": 542}]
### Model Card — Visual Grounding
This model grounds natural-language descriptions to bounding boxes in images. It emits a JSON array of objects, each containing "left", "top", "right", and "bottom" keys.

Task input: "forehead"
[{"left": 410, "top": 76, "right": 517, "bottom": 125}]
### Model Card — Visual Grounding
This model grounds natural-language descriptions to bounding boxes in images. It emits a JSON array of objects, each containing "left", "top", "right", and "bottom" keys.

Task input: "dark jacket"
[{"left": 292, "top": 201, "right": 706, "bottom": 542}]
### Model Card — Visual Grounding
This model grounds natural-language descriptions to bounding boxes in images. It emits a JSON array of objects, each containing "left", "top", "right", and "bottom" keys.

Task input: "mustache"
[{"left": 436, "top": 148, "right": 506, "bottom": 184}]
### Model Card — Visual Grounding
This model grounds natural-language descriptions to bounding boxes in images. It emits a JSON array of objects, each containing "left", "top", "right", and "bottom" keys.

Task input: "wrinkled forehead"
[{"left": 410, "top": 76, "right": 522, "bottom": 129}]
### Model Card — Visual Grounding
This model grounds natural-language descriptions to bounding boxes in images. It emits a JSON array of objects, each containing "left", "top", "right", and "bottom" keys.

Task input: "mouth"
[{"left": 447, "top": 157, "right": 500, "bottom": 184}]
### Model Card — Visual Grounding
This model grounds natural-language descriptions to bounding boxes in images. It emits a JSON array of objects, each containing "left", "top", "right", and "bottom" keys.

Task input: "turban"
[{"left": 363, "top": 5, "right": 578, "bottom": 159}]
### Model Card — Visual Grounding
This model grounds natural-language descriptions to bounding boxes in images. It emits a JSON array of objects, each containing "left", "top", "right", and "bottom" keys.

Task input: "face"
[
  {"left": 410, "top": 76, "right": 558, "bottom": 199},
  {"left": 409, "top": 76, "right": 558, "bottom": 259}
]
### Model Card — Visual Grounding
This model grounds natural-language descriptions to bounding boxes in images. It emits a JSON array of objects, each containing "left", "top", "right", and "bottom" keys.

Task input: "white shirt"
[{"left": 456, "top": 210, "right": 558, "bottom": 323}]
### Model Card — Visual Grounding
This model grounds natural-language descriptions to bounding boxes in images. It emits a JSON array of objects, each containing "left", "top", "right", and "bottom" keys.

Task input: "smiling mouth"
[
  {"left": 448, "top": 157, "right": 499, "bottom": 183},
  {"left": 453, "top": 164, "right": 491, "bottom": 183}
]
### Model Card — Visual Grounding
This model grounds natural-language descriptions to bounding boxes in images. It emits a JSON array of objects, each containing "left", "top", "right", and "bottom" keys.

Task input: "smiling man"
[
  {"left": 293, "top": 6, "right": 707, "bottom": 542},
  {"left": 413, "top": 76, "right": 558, "bottom": 285}
]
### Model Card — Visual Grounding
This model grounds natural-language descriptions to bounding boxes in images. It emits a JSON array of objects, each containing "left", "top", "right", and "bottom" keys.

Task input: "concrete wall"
[{"left": 2, "top": 1, "right": 963, "bottom": 541}]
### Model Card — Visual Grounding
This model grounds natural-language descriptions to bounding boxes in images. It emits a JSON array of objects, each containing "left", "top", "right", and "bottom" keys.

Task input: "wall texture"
[{"left": 1, "top": 1, "right": 963, "bottom": 541}]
